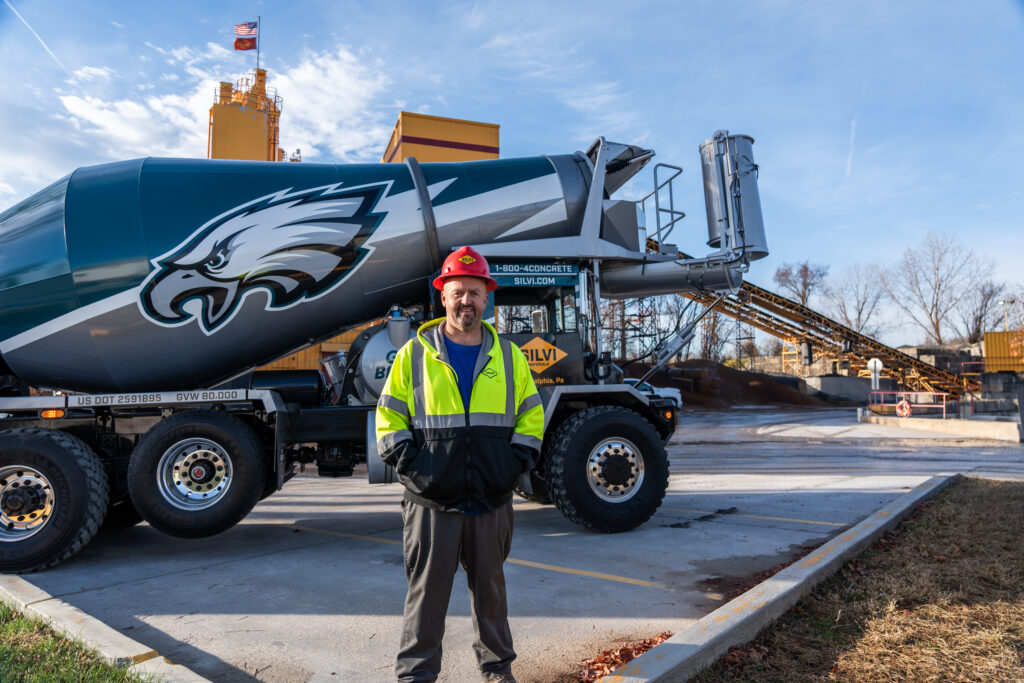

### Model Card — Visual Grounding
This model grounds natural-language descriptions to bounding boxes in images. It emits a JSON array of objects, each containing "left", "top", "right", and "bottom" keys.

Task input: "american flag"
[{"left": 234, "top": 22, "right": 258, "bottom": 36}]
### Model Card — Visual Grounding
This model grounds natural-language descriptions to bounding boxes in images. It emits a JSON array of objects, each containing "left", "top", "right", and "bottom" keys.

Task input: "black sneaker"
[{"left": 482, "top": 673, "right": 517, "bottom": 683}]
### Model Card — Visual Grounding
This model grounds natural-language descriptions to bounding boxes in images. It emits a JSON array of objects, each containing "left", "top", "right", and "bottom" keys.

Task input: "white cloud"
[
  {"left": 845, "top": 117, "right": 857, "bottom": 178},
  {"left": 559, "top": 80, "right": 647, "bottom": 145},
  {"left": 273, "top": 46, "right": 393, "bottom": 162},
  {"left": 0, "top": 143, "right": 87, "bottom": 202},
  {"left": 70, "top": 65, "right": 117, "bottom": 82},
  {"left": 110, "top": 20, "right": 124, "bottom": 29},
  {"left": 55, "top": 77, "right": 213, "bottom": 159},
  {"left": 473, "top": 12, "right": 646, "bottom": 145},
  {"left": 39, "top": 39, "right": 260, "bottom": 165},
  {"left": 34, "top": 42, "right": 394, "bottom": 170}
]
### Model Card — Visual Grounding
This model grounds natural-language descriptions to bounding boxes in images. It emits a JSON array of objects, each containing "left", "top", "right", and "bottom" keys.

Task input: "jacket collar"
[{"left": 418, "top": 318, "right": 499, "bottom": 383}]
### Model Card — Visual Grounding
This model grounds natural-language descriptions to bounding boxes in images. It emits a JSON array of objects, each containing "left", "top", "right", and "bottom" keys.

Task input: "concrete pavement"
[{"left": 7, "top": 407, "right": 1023, "bottom": 682}]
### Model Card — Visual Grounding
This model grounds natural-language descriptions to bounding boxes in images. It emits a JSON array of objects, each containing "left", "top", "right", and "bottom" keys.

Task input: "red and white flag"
[{"left": 234, "top": 21, "right": 258, "bottom": 36}]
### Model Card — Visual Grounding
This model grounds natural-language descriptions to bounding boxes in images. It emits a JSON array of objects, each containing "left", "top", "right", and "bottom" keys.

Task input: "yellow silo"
[{"left": 207, "top": 68, "right": 286, "bottom": 162}]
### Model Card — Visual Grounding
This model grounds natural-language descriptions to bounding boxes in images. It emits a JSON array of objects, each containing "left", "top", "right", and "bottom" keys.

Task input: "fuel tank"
[{"left": 0, "top": 155, "right": 591, "bottom": 391}]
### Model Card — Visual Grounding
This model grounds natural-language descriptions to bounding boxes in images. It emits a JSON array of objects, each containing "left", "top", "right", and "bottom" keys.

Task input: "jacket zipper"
[
  {"left": 436, "top": 353, "right": 473, "bottom": 499},
  {"left": 426, "top": 326, "right": 491, "bottom": 505}
]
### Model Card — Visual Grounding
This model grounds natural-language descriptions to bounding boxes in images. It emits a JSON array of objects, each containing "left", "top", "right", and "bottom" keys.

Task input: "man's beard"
[{"left": 451, "top": 306, "right": 479, "bottom": 329}]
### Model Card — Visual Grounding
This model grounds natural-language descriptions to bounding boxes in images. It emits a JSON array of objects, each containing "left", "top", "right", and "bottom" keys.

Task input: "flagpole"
[{"left": 256, "top": 16, "right": 261, "bottom": 71}]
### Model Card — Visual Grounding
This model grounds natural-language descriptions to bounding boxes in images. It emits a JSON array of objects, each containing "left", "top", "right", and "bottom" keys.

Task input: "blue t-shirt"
[{"left": 443, "top": 335, "right": 481, "bottom": 410}]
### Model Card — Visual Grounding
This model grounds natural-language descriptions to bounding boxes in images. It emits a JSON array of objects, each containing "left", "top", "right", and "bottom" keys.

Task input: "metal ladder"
[{"left": 639, "top": 163, "right": 684, "bottom": 257}]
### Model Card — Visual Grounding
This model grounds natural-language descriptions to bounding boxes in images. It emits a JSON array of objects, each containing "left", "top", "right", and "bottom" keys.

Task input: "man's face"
[{"left": 440, "top": 277, "right": 487, "bottom": 332}]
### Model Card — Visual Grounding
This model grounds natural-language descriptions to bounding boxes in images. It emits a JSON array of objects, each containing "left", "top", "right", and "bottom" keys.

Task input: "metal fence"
[
  {"left": 961, "top": 357, "right": 1024, "bottom": 374},
  {"left": 868, "top": 390, "right": 958, "bottom": 419}
]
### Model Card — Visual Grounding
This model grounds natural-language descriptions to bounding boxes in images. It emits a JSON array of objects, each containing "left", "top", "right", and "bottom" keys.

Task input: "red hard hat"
[{"left": 433, "top": 246, "right": 498, "bottom": 292}]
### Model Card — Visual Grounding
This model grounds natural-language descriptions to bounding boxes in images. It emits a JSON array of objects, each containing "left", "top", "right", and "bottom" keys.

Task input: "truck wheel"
[
  {"left": 514, "top": 470, "right": 551, "bottom": 505},
  {"left": 546, "top": 406, "right": 668, "bottom": 533},
  {"left": 0, "top": 429, "right": 109, "bottom": 572},
  {"left": 128, "top": 411, "right": 266, "bottom": 538}
]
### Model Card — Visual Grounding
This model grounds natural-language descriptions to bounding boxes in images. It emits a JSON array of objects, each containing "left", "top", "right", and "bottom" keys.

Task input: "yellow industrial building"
[
  {"left": 206, "top": 76, "right": 499, "bottom": 370},
  {"left": 381, "top": 112, "right": 499, "bottom": 163},
  {"left": 984, "top": 331, "right": 1024, "bottom": 372}
]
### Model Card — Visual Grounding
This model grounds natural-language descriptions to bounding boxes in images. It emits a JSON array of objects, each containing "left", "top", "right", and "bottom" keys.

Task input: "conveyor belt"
[{"left": 675, "top": 259, "right": 977, "bottom": 397}]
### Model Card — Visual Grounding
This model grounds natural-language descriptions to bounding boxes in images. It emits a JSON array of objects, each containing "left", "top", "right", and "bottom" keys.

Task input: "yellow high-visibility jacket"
[{"left": 375, "top": 318, "right": 544, "bottom": 513}]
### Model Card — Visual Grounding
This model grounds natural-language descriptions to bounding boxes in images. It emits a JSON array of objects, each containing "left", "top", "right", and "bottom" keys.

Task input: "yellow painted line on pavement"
[
  {"left": 505, "top": 558, "right": 659, "bottom": 588},
  {"left": 661, "top": 507, "right": 848, "bottom": 528},
  {"left": 288, "top": 523, "right": 664, "bottom": 589}
]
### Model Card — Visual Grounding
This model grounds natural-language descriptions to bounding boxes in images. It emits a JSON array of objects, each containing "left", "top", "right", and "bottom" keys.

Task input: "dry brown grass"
[{"left": 692, "top": 476, "right": 1024, "bottom": 682}]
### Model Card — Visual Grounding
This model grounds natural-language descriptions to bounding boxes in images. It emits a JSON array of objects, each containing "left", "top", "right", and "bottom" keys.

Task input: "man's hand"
[
  {"left": 383, "top": 440, "right": 417, "bottom": 469},
  {"left": 511, "top": 443, "right": 536, "bottom": 474}
]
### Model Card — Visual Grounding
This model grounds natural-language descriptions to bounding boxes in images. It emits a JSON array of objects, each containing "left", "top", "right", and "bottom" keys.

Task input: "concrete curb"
[
  {"left": 604, "top": 474, "right": 958, "bottom": 682},
  {"left": 862, "top": 414, "right": 1022, "bottom": 442},
  {"left": 0, "top": 574, "right": 209, "bottom": 682}
]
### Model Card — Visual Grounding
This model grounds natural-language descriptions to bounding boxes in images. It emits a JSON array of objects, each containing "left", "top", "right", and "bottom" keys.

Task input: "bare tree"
[
  {"left": 656, "top": 294, "right": 703, "bottom": 361},
  {"left": 699, "top": 311, "right": 734, "bottom": 361},
  {"left": 773, "top": 261, "right": 829, "bottom": 307},
  {"left": 880, "top": 232, "right": 988, "bottom": 345},
  {"left": 825, "top": 264, "right": 885, "bottom": 336},
  {"left": 954, "top": 281, "right": 1004, "bottom": 343},
  {"left": 599, "top": 300, "right": 626, "bottom": 359},
  {"left": 763, "top": 338, "right": 784, "bottom": 356},
  {"left": 496, "top": 305, "right": 533, "bottom": 334}
]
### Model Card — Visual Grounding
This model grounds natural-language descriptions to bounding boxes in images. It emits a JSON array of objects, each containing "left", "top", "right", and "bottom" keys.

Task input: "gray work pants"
[{"left": 396, "top": 498, "right": 516, "bottom": 683}]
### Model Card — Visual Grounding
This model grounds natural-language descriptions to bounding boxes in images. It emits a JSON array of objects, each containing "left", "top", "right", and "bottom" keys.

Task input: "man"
[{"left": 375, "top": 246, "right": 544, "bottom": 683}]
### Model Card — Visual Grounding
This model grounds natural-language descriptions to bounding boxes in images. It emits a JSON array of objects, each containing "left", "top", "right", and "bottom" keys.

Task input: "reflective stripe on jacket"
[{"left": 375, "top": 318, "right": 544, "bottom": 513}]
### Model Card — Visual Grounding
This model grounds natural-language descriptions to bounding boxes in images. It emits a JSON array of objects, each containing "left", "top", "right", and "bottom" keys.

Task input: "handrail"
[{"left": 639, "top": 163, "right": 684, "bottom": 254}]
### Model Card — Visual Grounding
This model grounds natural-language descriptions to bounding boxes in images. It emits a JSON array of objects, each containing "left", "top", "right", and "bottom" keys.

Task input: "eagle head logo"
[{"left": 139, "top": 182, "right": 387, "bottom": 334}]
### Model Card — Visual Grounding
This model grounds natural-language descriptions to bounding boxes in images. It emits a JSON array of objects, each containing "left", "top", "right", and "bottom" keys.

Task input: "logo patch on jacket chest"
[{"left": 482, "top": 367, "right": 499, "bottom": 379}]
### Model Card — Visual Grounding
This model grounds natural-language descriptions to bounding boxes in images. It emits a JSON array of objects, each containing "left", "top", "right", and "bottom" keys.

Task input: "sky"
[{"left": 1, "top": 0, "right": 1022, "bottom": 346}]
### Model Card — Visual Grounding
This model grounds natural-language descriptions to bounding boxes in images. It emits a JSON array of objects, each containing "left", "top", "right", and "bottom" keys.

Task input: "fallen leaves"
[
  {"left": 723, "top": 643, "right": 770, "bottom": 668},
  {"left": 577, "top": 631, "right": 672, "bottom": 681},
  {"left": 690, "top": 477, "right": 1024, "bottom": 682}
]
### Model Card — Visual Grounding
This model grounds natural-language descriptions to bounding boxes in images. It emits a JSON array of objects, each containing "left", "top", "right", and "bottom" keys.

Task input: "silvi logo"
[{"left": 520, "top": 337, "right": 567, "bottom": 374}]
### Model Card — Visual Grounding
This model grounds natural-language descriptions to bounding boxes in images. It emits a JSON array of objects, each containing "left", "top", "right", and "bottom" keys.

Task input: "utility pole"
[{"left": 999, "top": 299, "right": 1017, "bottom": 332}]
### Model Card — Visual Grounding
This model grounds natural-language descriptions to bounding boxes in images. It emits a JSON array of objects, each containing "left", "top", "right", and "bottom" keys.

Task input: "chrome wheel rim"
[
  {"left": 585, "top": 437, "right": 645, "bottom": 503},
  {"left": 157, "top": 438, "right": 232, "bottom": 511},
  {"left": 0, "top": 465, "right": 55, "bottom": 541}
]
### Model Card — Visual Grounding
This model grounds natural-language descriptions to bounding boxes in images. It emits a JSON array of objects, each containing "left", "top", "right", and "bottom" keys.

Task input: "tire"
[
  {"left": 515, "top": 470, "right": 552, "bottom": 505},
  {"left": 128, "top": 411, "right": 266, "bottom": 538},
  {"left": 0, "top": 429, "right": 109, "bottom": 573},
  {"left": 546, "top": 406, "right": 668, "bottom": 533}
]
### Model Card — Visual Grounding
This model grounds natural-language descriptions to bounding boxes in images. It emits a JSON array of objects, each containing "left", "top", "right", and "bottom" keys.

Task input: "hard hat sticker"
[
  {"left": 458, "top": 255, "right": 477, "bottom": 264},
  {"left": 520, "top": 337, "right": 568, "bottom": 374}
]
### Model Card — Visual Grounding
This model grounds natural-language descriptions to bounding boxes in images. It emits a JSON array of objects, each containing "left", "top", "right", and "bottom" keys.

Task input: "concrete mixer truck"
[{"left": 0, "top": 132, "right": 768, "bottom": 572}]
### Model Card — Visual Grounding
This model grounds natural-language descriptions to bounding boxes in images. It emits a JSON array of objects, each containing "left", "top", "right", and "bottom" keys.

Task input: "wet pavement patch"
[{"left": 695, "top": 541, "right": 829, "bottom": 602}]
